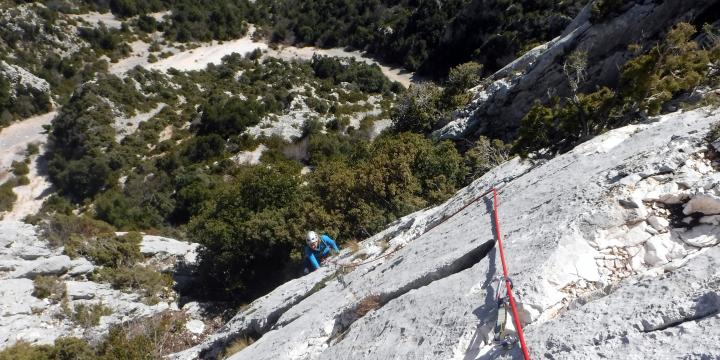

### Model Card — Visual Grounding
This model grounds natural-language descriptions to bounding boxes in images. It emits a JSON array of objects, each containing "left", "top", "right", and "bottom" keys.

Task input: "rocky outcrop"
[
  {"left": 172, "top": 107, "right": 720, "bottom": 359},
  {"left": 0, "top": 221, "right": 201, "bottom": 348},
  {"left": 435, "top": 0, "right": 719, "bottom": 141}
]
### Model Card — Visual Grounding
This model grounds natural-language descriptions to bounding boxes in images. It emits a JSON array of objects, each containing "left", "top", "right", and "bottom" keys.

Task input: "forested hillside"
[{"left": 77, "top": 0, "right": 585, "bottom": 77}]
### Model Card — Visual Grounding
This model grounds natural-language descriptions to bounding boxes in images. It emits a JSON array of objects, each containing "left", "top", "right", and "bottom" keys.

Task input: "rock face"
[
  {"left": 0, "top": 221, "right": 201, "bottom": 348},
  {"left": 172, "top": 107, "right": 720, "bottom": 360},
  {"left": 435, "top": 0, "right": 718, "bottom": 141}
]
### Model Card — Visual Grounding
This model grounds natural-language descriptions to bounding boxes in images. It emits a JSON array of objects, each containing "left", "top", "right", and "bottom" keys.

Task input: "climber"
[{"left": 304, "top": 230, "right": 340, "bottom": 272}]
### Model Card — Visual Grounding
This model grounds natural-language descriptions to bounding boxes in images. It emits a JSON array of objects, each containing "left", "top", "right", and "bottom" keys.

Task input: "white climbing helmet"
[{"left": 306, "top": 231, "right": 319, "bottom": 247}]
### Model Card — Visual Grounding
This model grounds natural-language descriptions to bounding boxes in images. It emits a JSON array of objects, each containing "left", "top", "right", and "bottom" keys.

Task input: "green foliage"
[
  {"left": 0, "top": 74, "right": 52, "bottom": 125},
  {"left": 97, "top": 324, "right": 154, "bottom": 359},
  {"left": 443, "top": 61, "right": 483, "bottom": 107},
  {"left": 0, "top": 314, "right": 188, "bottom": 359},
  {"left": 11, "top": 160, "right": 30, "bottom": 176},
  {"left": 77, "top": 232, "right": 143, "bottom": 268},
  {"left": 590, "top": 0, "right": 627, "bottom": 23},
  {"left": 513, "top": 87, "right": 617, "bottom": 157},
  {"left": 14, "top": 175, "right": 30, "bottom": 187},
  {"left": 26, "top": 143, "right": 40, "bottom": 156},
  {"left": 513, "top": 22, "right": 720, "bottom": 157},
  {"left": 77, "top": 24, "right": 131, "bottom": 60},
  {"left": 94, "top": 265, "right": 173, "bottom": 303},
  {"left": 311, "top": 55, "right": 396, "bottom": 94},
  {"left": 0, "top": 180, "right": 17, "bottom": 212},
  {"left": 0, "top": 341, "right": 52, "bottom": 360},
  {"left": 391, "top": 83, "right": 444, "bottom": 133},
  {"left": 464, "top": 136, "right": 510, "bottom": 181},
  {"left": 39, "top": 213, "right": 116, "bottom": 248},
  {"left": 620, "top": 23, "right": 718, "bottom": 116},
  {"left": 197, "top": 95, "right": 264, "bottom": 136},
  {"left": 70, "top": 302, "right": 112, "bottom": 328},
  {"left": 32, "top": 275, "right": 66, "bottom": 301},
  {"left": 44, "top": 337, "right": 96, "bottom": 360},
  {"left": 256, "top": 0, "right": 582, "bottom": 76}
]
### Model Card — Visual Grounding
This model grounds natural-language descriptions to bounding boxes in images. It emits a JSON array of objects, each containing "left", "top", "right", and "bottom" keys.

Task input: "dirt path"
[
  {"left": 0, "top": 111, "right": 56, "bottom": 220},
  {"left": 110, "top": 32, "right": 418, "bottom": 87}
]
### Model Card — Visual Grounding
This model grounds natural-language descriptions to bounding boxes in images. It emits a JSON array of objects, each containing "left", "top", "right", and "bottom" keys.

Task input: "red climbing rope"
[{"left": 492, "top": 187, "right": 531, "bottom": 360}]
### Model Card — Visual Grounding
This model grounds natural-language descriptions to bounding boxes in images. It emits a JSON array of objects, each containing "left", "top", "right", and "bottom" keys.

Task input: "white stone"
[
  {"left": 10, "top": 256, "right": 72, "bottom": 279},
  {"left": 700, "top": 215, "right": 720, "bottom": 225},
  {"left": 68, "top": 258, "right": 95, "bottom": 276},
  {"left": 141, "top": 235, "right": 196, "bottom": 257},
  {"left": 66, "top": 281, "right": 98, "bottom": 300},
  {"left": 647, "top": 216, "right": 670, "bottom": 232},
  {"left": 683, "top": 194, "right": 720, "bottom": 215},
  {"left": 185, "top": 320, "right": 205, "bottom": 335},
  {"left": 678, "top": 225, "right": 720, "bottom": 248}
]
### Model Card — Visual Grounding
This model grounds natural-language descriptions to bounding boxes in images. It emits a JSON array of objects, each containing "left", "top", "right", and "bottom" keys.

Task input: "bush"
[
  {"left": 0, "top": 341, "right": 52, "bottom": 360},
  {"left": 0, "top": 180, "right": 17, "bottom": 212},
  {"left": 443, "top": 61, "right": 483, "bottom": 107},
  {"left": 391, "top": 83, "right": 445, "bottom": 133},
  {"left": 69, "top": 302, "right": 112, "bottom": 328},
  {"left": 26, "top": 143, "right": 40, "bottom": 156},
  {"left": 590, "top": 0, "right": 627, "bottom": 23},
  {"left": 14, "top": 176, "right": 30, "bottom": 187},
  {"left": 464, "top": 137, "right": 511, "bottom": 181},
  {"left": 620, "top": 23, "right": 718, "bottom": 116},
  {"left": 32, "top": 275, "right": 66, "bottom": 301},
  {"left": 11, "top": 160, "right": 30, "bottom": 176},
  {"left": 48, "top": 337, "right": 96, "bottom": 360},
  {"left": 78, "top": 232, "right": 143, "bottom": 268},
  {"left": 40, "top": 214, "right": 116, "bottom": 249},
  {"left": 93, "top": 265, "right": 172, "bottom": 303},
  {"left": 513, "top": 87, "right": 617, "bottom": 157}
]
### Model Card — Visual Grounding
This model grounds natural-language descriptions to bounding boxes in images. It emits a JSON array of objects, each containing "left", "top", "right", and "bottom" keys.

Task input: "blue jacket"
[{"left": 305, "top": 234, "right": 339, "bottom": 270}]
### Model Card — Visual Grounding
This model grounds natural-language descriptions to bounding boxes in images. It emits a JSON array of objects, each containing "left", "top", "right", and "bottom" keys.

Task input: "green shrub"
[
  {"left": 0, "top": 341, "right": 52, "bottom": 360},
  {"left": 14, "top": 176, "right": 30, "bottom": 186},
  {"left": 443, "top": 61, "right": 483, "bottom": 107},
  {"left": 93, "top": 265, "right": 172, "bottom": 303},
  {"left": 70, "top": 302, "right": 112, "bottom": 328},
  {"left": 620, "top": 23, "right": 718, "bottom": 116},
  {"left": 81, "top": 232, "right": 143, "bottom": 268},
  {"left": 0, "top": 180, "right": 17, "bottom": 212},
  {"left": 40, "top": 214, "right": 116, "bottom": 249},
  {"left": 464, "top": 137, "right": 511, "bottom": 181},
  {"left": 590, "top": 0, "right": 627, "bottom": 23},
  {"left": 26, "top": 143, "right": 40, "bottom": 156},
  {"left": 32, "top": 276, "right": 66, "bottom": 301},
  {"left": 513, "top": 22, "right": 720, "bottom": 158},
  {"left": 47, "top": 337, "right": 96, "bottom": 360},
  {"left": 11, "top": 160, "right": 29, "bottom": 176},
  {"left": 391, "top": 83, "right": 445, "bottom": 133}
]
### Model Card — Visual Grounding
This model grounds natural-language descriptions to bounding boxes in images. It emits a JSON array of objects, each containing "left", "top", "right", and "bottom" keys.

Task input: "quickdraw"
[{"left": 493, "top": 276, "right": 518, "bottom": 350}]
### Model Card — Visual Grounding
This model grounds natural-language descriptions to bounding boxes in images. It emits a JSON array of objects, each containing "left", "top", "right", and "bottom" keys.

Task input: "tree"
[{"left": 391, "top": 83, "right": 444, "bottom": 133}]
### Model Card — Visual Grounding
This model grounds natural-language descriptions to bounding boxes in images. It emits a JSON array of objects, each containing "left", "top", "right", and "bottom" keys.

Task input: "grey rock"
[
  {"left": 66, "top": 281, "right": 98, "bottom": 300},
  {"left": 141, "top": 235, "right": 196, "bottom": 257},
  {"left": 0, "top": 279, "right": 45, "bottom": 316},
  {"left": 186, "top": 320, "right": 205, "bottom": 335},
  {"left": 678, "top": 225, "right": 720, "bottom": 248},
  {"left": 10, "top": 255, "right": 71, "bottom": 279},
  {"left": 68, "top": 258, "right": 95, "bottom": 276},
  {"left": 683, "top": 193, "right": 720, "bottom": 215},
  {"left": 169, "top": 108, "right": 720, "bottom": 360}
]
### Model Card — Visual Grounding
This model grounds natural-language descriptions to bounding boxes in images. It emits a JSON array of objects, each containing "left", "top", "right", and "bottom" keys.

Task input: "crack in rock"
[{"left": 328, "top": 239, "right": 496, "bottom": 342}]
